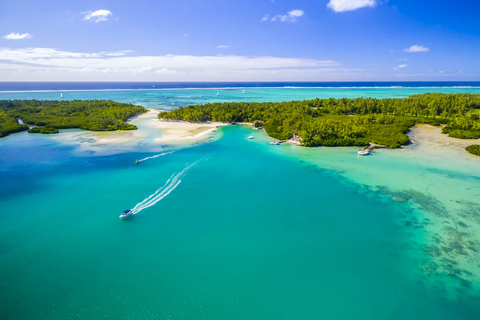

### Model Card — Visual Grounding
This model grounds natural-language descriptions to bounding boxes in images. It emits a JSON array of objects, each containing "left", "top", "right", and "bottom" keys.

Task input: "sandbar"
[
  {"left": 153, "top": 120, "right": 225, "bottom": 143},
  {"left": 52, "top": 109, "right": 226, "bottom": 155}
]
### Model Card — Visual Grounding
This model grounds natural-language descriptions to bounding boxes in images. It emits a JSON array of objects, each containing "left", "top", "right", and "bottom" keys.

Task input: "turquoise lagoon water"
[
  {"left": 1, "top": 85, "right": 480, "bottom": 319},
  {"left": 2, "top": 85, "right": 480, "bottom": 110}
]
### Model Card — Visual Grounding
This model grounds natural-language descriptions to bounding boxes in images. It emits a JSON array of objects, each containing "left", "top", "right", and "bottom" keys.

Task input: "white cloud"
[
  {"left": 261, "top": 14, "right": 269, "bottom": 22},
  {"left": 0, "top": 47, "right": 343, "bottom": 81},
  {"left": 327, "top": 0, "right": 376, "bottom": 13},
  {"left": 288, "top": 10, "right": 304, "bottom": 18},
  {"left": 154, "top": 68, "right": 176, "bottom": 74},
  {"left": 217, "top": 45, "right": 230, "bottom": 49},
  {"left": 439, "top": 70, "right": 445, "bottom": 74},
  {"left": 271, "top": 15, "right": 288, "bottom": 22},
  {"left": 392, "top": 64, "right": 407, "bottom": 71},
  {"left": 0, "top": 47, "right": 103, "bottom": 60},
  {"left": 100, "top": 50, "right": 133, "bottom": 56},
  {"left": 0, "top": 47, "right": 130, "bottom": 70},
  {"left": 403, "top": 45, "right": 430, "bottom": 53},
  {"left": 3, "top": 32, "right": 33, "bottom": 40},
  {"left": 83, "top": 9, "right": 113, "bottom": 23},
  {"left": 271, "top": 9, "right": 304, "bottom": 22}
]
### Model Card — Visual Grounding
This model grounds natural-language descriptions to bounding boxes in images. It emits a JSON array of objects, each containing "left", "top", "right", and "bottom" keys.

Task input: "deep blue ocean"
[
  {"left": 1, "top": 81, "right": 480, "bottom": 92},
  {"left": 1, "top": 82, "right": 480, "bottom": 320}
]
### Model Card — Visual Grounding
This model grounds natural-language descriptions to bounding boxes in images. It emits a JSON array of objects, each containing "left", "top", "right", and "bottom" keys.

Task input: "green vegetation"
[
  {"left": 441, "top": 112, "right": 480, "bottom": 139},
  {"left": 27, "top": 126, "right": 59, "bottom": 134},
  {"left": 254, "top": 120, "right": 264, "bottom": 128},
  {"left": 0, "top": 111, "right": 29, "bottom": 137},
  {"left": 466, "top": 145, "right": 480, "bottom": 156},
  {"left": 0, "top": 100, "right": 147, "bottom": 137},
  {"left": 159, "top": 93, "right": 480, "bottom": 148}
]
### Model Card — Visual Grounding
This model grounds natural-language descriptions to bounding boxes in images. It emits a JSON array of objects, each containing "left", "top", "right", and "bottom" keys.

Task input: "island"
[
  {"left": 0, "top": 100, "right": 147, "bottom": 137},
  {"left": 159, "top": 93, "right": 480, "bottom": 154}
]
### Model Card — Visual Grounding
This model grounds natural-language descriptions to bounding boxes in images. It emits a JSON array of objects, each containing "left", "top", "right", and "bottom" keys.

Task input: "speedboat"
[
  {"left": 270, "top": 141, "right": 280, "bottom": 145},
  {"left": 119, "top": 209, "right": 134, "bottom": 219},
  {"left": 247, "top": 135, "right": 254, "bottom": 139},
  {"left": 358, "top": 149, "right": 371, "bottom": 156}
]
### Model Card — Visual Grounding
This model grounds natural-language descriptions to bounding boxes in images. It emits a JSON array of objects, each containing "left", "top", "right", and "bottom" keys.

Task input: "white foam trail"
[
  {"left": 130, "top": 160, "right": 199, "bottom": 215},
  {"left": 138, "top": 151, "right": 175, "bottom": 162}
]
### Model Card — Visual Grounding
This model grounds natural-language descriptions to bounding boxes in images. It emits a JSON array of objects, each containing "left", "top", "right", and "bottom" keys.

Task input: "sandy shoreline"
[
  {"left": 408, "top": 123, "right": 480, "bottom": 155},
  {"left": 153, "top": 119, "right": 226, "bottom": 143},
  {"left": 103, "top": 109, "right": 227, "bottom": 143},
  {"left": 99, "top": 109, "right": 226, "bottom": 144},
  {"left": 52, "top": 109, "right": 227, "bottom": 155}
]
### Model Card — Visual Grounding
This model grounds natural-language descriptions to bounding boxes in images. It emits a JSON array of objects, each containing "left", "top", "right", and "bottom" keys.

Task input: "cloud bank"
[
  {"left": 83, "top": 10, "right": 113, "bottom": 23},
  {"left": 3, "top": 33, "right": 33, "bottom": 40},
  {"left": 0, "top": 47, "right": 345, "bottom": 81},
  {"left": 327, "top": 0, "right": 376, "bottom": 12}
]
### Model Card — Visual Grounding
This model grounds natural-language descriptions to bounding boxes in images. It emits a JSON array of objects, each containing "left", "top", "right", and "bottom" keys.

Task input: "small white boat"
[
  {"left": 119, "top": 209, "right": 134, "bottom": 219},
  {"left": 270, "top": 141, "right": 280, "bottom": 145},
  {"left": 358, "top": 149, "right": 371, "bottom": 156},
  {"left": 247, "top": 135, "right": 254, "bottom": 139},
  {"left": 216, "top": 92, "right": 219, "bottom": 96},
  {"left": 243, "top": 90, "right": 245, "bottom": 93},
  {"left": 60, "top": 93, "right": 63, "bottom": 98}
]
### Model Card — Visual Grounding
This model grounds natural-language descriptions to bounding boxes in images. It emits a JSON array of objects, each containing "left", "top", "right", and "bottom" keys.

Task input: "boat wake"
[
  {"left": 138, "top": 151, "right": 175, "bottom": 162},
  {"left": 129, "top": 159, "right": 201, "bottom": 215}
]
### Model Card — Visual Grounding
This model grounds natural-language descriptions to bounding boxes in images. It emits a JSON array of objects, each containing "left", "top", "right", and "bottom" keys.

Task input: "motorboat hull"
[
  {"left": 358, "top": 150, "right": 371, "bottom": 156},
  {"left": 119, "top": 210, "right": 134, "bottom": 219}
]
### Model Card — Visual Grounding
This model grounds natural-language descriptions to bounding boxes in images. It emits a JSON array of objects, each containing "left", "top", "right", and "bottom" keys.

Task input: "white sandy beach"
[
  {"left": 153, "top": 119, "right": 226, "bottom": 143},
  {"left": 409, "top": 123, "right": 480, "bottom": 154},
  {"left": 53, "top": 109, "right": 227, "bottom": 155},
  {"left": 92, "top": 109, "right": 226, "bottom": 144}
]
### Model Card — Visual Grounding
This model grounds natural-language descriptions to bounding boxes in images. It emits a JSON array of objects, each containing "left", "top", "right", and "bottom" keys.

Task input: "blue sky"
[{"left": 1, "top": 0, "right": 479, "bottom": 81}]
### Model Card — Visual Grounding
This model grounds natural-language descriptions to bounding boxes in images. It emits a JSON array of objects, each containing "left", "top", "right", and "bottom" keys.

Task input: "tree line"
[
  {"left": 466, "top": 145, "right": 480, "bottom": 156},
  {"left": 158, "top": 93, "right": 480, "bottom": 149},
  {"left": 0, "top": 100, "right": 147, "bottom": 137}
]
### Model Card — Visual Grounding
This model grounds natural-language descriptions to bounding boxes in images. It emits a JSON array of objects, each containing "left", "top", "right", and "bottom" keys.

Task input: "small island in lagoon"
[
  {"left": 159, "top": 92, "right": 480, "bottom": 155},
  {"left": 0, "top": 99, "right": 147, "bottom": 137}
]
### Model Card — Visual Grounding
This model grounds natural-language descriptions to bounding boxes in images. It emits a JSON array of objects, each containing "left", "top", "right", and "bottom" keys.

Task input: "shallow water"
[
  {"left": 1, "top": 85, "right": 480, "bottom": 319},
  {"left": 260, "top": 125, "right": 480, "bottom": 303}
]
